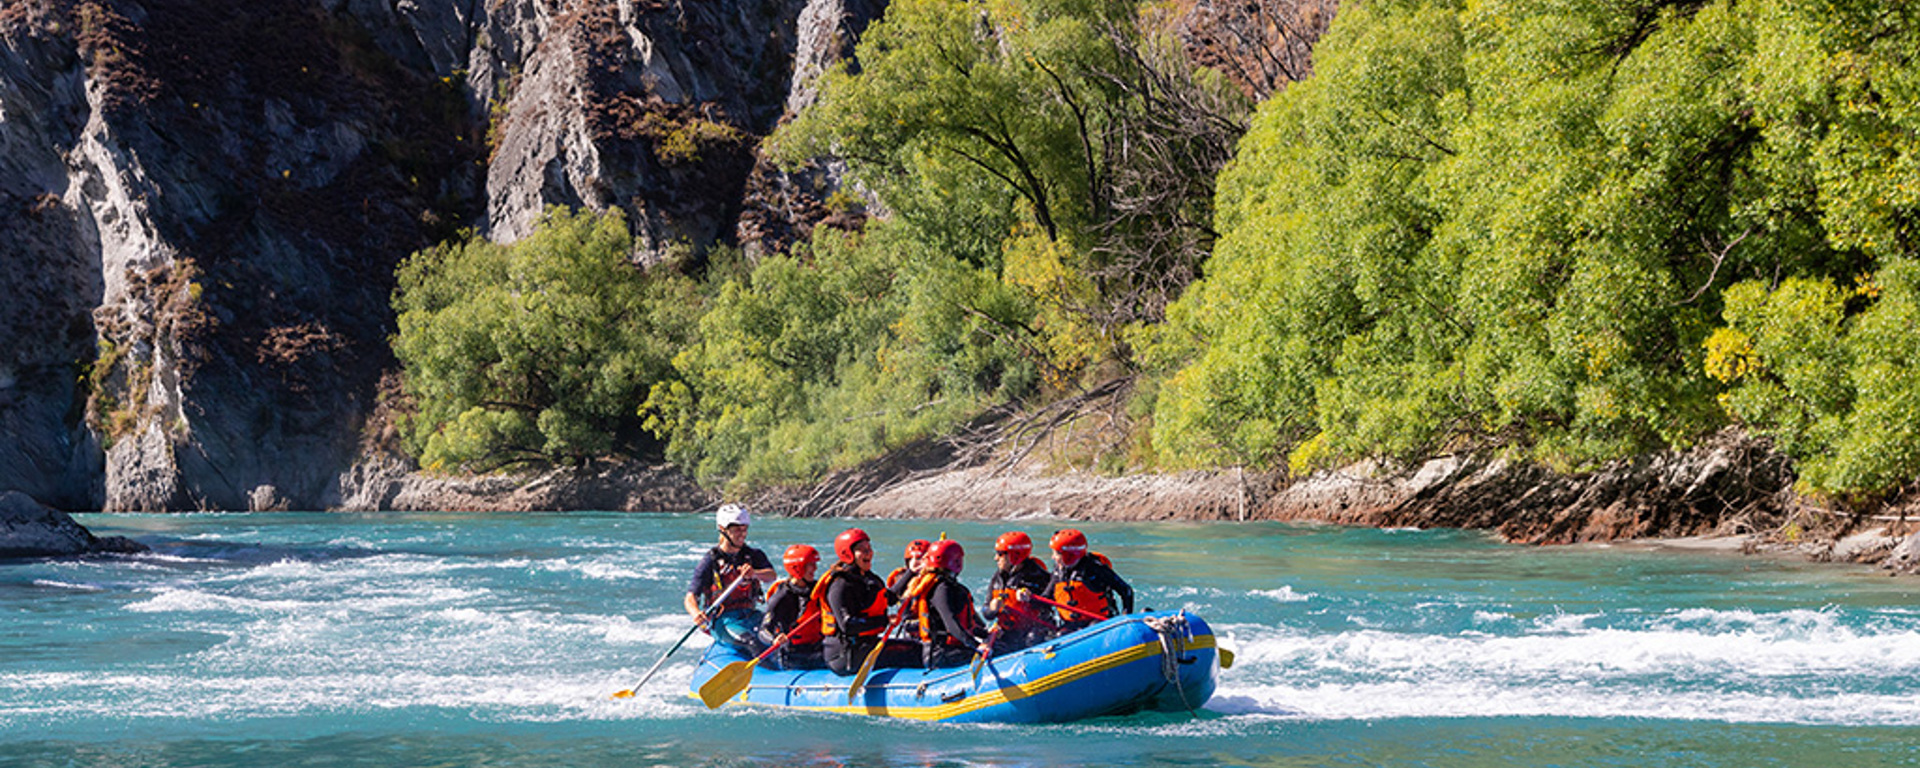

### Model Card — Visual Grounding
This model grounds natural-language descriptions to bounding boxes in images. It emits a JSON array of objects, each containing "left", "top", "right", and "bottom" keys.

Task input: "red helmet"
[
  {"left": 927, "top": 539, "right": 964, "bottom": 574},
  {"left": 994, "top": 531, "right": 1032, "bottom": 558},
  {"left": 834, "top": 528, "right": 871, "bottom": 563},
  {"left": 783, "top": 544, "right": 819, "bottom": 579},
  {"left": 904, "top": 539, "right": 932, "bottom": 563},
  {"left": 1050, "top": 528, "right": 1088, "bottom": 566}
]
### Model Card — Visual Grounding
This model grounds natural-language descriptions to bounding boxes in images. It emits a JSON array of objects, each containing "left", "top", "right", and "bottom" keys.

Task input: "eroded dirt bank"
[
  {"left": 326, "top": 422, "right": 1918, "bottom": 575},
  {"left": 774, "top": 428, "right": 1920, "bottom": 575}
]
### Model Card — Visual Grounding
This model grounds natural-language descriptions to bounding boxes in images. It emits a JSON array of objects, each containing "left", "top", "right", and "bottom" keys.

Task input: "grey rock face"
[
  {"left": 1, "top": 1, "right": 485, "bottom": 510},
  {"left": 784, "top": 0, "right": 883, "bottom": 115},
  {"left": 1887, "top": 535, "right": 1920, "bottom": 576},
  {"left": 484, "top": 0, "right": 814, "bottom": 260},
  {"left": 0, "top": 490, "right": 146, "bottom": 559},
  {"left": 0, "top": 13, "right": 105, "bottom": 509},
  {"left": 1, "top": 0, "right": 890, "bottom": 510}
]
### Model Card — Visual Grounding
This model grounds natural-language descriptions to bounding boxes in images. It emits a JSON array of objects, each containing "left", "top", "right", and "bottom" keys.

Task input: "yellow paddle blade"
[
  {"left": 847, "top": 648, "right": 883, "bottom": 704},
  {"left": 698, "top": 660, "right": 757, "bottom": 709},
  {"left": 609, "top": 689, "right": 636, "bottom": 699},
  {"left": 1219, "top": 646, "right": 1236, "bottom": 669}
]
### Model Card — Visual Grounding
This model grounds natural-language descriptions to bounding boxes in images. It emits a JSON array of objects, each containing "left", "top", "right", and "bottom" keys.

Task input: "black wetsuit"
[
  {"left": 919, "top": 574, "right": 989, "bottom": 669},
  {"left": 1045, "top": 556, "right": 1135, "bottom": 634},
  {"left": 822, "top": 565, "right": 915, "bottom": 675},
  {"left": 983, "top": 556, "right": 1054, "bottom": 652},
  {"left": 759, "top": 577, "right": 824, "bottom": 670}
]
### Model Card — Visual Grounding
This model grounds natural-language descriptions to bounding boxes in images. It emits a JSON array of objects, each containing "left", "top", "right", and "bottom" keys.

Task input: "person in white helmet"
[{"left": 684, "top": 504, "right": 777, "bottom": 654}]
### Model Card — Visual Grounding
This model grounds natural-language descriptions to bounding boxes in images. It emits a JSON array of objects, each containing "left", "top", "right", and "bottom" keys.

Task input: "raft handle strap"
[{"left": 1145, "top": 613, "right": 1199, "bottom": 717}]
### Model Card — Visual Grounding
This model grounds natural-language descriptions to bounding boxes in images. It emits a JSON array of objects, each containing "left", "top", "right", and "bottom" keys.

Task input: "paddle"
[
  {"left": 969, "top": 619, "right": 1003, "bottom": 686},
  {"left": 611, "top": 570, "right": 754, "bottom": 699},
  {"left": 847, "top": 607, "right": 912, "bottom": 704},
  {"left": 1022, "top": 590, "right": 1113, "bottom": 624},
  {"left": 970, "top": 596, "right": 1038, "bottom": 684},
  {"left": 698, "top": 608, "right": 819, "bottom": 709}
]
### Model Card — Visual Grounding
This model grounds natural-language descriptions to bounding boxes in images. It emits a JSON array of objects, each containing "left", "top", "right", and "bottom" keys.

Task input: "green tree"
[
  {"left": 392, "top": 207, "right": 695, "bottom": 472},
  {"left": 646, "top": 223, "right": 1034, "bottom": 491},
  {"left": 1705, "top": 0, "right": 1920, "bottom": 498},
  {"left": 771, "top": 0, "right": 1246, "bottom": 385},
  {"left": 1155, "top": 0, "right": 1920, "bottom": 499}
]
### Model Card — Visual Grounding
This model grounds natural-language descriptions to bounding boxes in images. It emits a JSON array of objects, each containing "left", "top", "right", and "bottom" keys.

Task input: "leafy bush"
[
  {"left": 392, "top": 207, "right": 695, "bottom": 472},
  {"left": 645, "top": 223, "right": 1034, "bottom": 491}
]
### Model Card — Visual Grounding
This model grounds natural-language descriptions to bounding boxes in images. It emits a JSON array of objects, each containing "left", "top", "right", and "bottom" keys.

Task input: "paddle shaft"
[
  {"left": 750, "top": 607, "right": 819, "bottom": 664},
  {"left": 969, "top": 617, "right": 1004, "bottom": 684},
  {"left": 698, "top": 608, "right": 820, "bottom": 708},
  {"left": 1025, "top": 591, "right": 1112, "bottom": 623},
  {"left": 616, "top": 569, "right": 755, "bottom": 697},
  {"left": 848, "top": 604, "right": 912, "bottom": 702}
]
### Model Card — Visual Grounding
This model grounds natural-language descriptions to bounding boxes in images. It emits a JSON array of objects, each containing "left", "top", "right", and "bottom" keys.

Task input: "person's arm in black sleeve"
[
  {"left": 763, "top": 582, "right": 793, "bottom": 633},
  {"left": 825, "top": 575, "right": 854, "bottom": 634},
  {"left": 1012, "top": 562, "right": 1053, "bottom": 627},
  {"left": 684, "top": 552, "right": 716, "bottom": 625},
  {"left": 687, "top": 552, "right": 715, "bottom": 601},
  {"left": 933, "top": 583, "right": 987, "bottom": 645},
  {"left": 1100, "top": 562, "right": 1134, "bottom": 614},
  {"left": 748, "top": 547, "right": 778, "bottom": 585}
]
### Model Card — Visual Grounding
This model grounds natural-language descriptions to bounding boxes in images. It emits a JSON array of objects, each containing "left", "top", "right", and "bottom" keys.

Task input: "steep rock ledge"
[
  {"left": 1, "top": 0, "right": 894, "bottom": 511},
  {"left": 0, "top": 490, "right": 145, "bottom": 558},
  {"left": 337, "top": 457, "right": 713, "bottom": 512},
  {"left": 1260, "top": 429, "right": 1795, "bottom": 544},
  {"left": 809, "top": 429, "right": 1816, "bottom": 552},
  {"left": 2, "top": 0, "right": 488, "bottom": 511}
]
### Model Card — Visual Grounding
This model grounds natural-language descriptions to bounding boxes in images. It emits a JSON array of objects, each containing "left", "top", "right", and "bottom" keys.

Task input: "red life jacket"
[
  {"left": 812, "top": 565, "right": 888, "bottom": 638},
  {"left": 782, "top": 577, "right": 825, "bottom": 646},
  {"left": 1051, "top": 552, "right": 1115, "bottom": 623},
  {"left": 889, "top": 566, "right": 922, "bottom": 626},
  {"left": 912, "top": 572, "right": 978, "bottom": 647},
  {"left": 704, "top": 550, "right": 762, "bottom": 614}
]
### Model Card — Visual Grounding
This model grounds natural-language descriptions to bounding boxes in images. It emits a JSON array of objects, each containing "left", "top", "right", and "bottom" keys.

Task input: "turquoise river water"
[{"left": 3, "top": 512, "right": 1918, "bottom": 767}]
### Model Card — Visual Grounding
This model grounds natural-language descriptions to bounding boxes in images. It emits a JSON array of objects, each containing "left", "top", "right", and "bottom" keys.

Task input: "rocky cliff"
[
  {"left": 0, "top": 0, "right": 1338, "bottom": 512},
  {"left": 0, "top": 0, "right": 889, "bottom": 511}
]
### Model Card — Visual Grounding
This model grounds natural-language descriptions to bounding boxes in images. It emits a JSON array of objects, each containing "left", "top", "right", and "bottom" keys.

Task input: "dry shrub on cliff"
[{"left": 1173, "top": 0, "right": 1337, "bottom": 99}]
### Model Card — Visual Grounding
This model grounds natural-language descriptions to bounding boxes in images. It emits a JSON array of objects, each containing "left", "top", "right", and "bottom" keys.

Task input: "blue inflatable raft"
[{"left": 687, "top": 609, "right": 1218, "bottom": 723}]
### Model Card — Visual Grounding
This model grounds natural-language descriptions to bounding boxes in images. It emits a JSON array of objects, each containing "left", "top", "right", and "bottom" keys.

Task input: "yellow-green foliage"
[
  {"left": 392, "top": 207, "right": 696, "bottom": 472},
  {"left": 771, "top": 0, "right": 1242, "bottom": 385},
  {"left": 1001, "top": 223, "right": 1105, "bottom": 387},
  {"left": 645, "top": 223, "right": 1034, "bottom": 492},
  {"left": 1156, "top": 0, "right": 1920, "bottom": 495},
  {"left": 634, "top": 112, "right": 744, "bottom": 165}
]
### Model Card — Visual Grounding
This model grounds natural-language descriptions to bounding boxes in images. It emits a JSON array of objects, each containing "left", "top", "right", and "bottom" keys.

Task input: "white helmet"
[{"left": 716, "top": 503, "right": 751, "bottom": 530}]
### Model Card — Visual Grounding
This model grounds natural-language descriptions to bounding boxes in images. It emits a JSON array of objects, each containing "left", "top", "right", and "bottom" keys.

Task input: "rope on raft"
[{"left": 1146, "top": 612, "right": 1199, "bottom": 717}]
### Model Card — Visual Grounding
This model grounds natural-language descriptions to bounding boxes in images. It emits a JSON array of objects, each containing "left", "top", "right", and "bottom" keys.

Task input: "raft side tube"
[{"left": 687, "top": 609, "right": 1218, "bottom": 723}]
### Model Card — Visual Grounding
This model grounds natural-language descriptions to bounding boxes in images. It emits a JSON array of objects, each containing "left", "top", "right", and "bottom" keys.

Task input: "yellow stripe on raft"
[{"left": 713, "top": 634, "right": 1215, "bottom": 721}]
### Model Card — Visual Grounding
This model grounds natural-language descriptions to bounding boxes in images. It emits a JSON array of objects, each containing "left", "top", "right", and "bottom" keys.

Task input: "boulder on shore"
[{"left": 0, "top": 491, "right": 147, "bottom": 560}]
